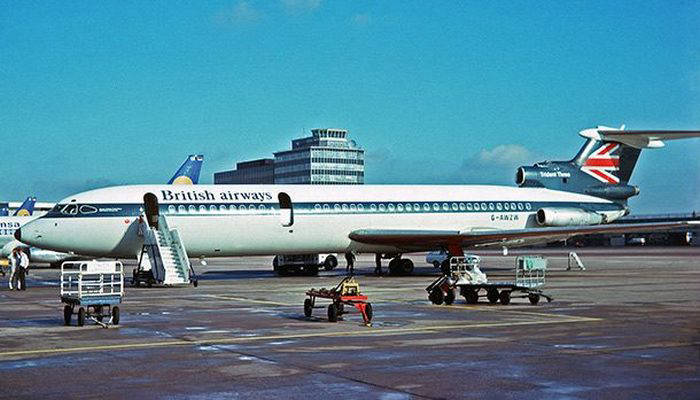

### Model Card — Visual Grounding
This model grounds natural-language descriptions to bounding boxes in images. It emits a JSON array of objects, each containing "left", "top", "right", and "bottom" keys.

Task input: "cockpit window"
[
  {"left": 79, "top": 205, "right": 98, "bottom": 214},
  {"left": 62, "top": 204, "right": 78, "bottom": 215}
]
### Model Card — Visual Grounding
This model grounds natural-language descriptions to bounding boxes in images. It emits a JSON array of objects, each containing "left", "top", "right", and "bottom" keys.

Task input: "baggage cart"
[
  {"left": 61, "top": 261, "right": 124, "bottom": 327},
  {"left": 304, "top": 276, "right": 373, "bottom": 325},
  {"left": 426, "top": 255, "right": 553, "bottom": 306}
]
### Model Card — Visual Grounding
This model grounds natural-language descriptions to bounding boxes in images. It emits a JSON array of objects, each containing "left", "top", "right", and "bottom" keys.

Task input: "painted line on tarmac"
[
  {"left": 207, "top": 294, "right": 292, "bottom": 306},
  {"left": 0, "top": 316, "right": 600, "bottom": 359}
]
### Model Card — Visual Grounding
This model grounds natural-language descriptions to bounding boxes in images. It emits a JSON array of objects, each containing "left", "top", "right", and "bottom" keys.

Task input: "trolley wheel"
[
  {"left": 112, "top": 306, "right": 120, "bottom": 325},
  {"left": 63, "top": 305, "right": 72, "bottom": 326},
  {"left": 429, "top": 287, "right": 444, "bottom": 305},
  {"left": 304, "top": 298, "right": 313, "bottom": 317},
  {"left": 95, "top": 306, "right": 104, "bottom": 322},
  {"left": 444, "top": 288, "right": 456, "bottom": 305},
  {"left": 528, "top": 293, "right": 541, "bottom": 305},
  {"left": 487, "top": 288, "right": 499, "bottom": 304},
  {"left": 365, "top": 302, "right": 373, "bottom": 322},
  {"left": 499, "top": 290, "right": 511, "bottom": 305},
  {"left": 327, "top": 303, "right": 339, "bottom": 322},
  {"left": 464, "top": 289, "right": 479, "bottom": 304},
  {"left": 400, "top": 259, "right": 414, "bottom": 275},
  {"left": 77, "top": 307, "right": 85, "bottom": 326}
]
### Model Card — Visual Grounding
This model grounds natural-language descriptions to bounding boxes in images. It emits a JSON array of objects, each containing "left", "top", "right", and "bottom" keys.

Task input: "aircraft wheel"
[
  {"left": 528, "top": 293, "right": 540, "bottom": 305},
  {"left": 499, "top": 290, "right": 511, "bottom": 305},
  {"left": 464, "top": 289, "right": 479, "bottom": 304},
  {"left": 304, "top": 298, "right": 313, "bottom": 317},
  {"left": 444, "top": 288, "right": 456, "bottom": 305},
  {"left": 327, "top": 303, "right": 339, "bottom": 322},
  {"left": 63, "top": 305, "right": 72, "bottom": 326},
  {"left": 112, "top": 306, "right": 120, "bottom": 325},
  {"left": 77, "top": 307, "right": 85, "bottom": 327},
  {"left": 400, "top": 259, "right": 414, "bottom": 275},
  {"left": 429, "top": 288, "right": 444, "bottom": 305},
  {"left": 388, "top": 258, "right": 399, "bottom": 275},
  {"left": 323, "top": 255, "right": 338, "bottom": 271},
  {"left": 487, "top": 288, "right": 499, "bottom": 304}
]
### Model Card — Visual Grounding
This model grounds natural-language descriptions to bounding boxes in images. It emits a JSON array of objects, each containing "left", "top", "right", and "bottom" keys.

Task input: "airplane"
[
  {"left": 1, "top": 155, "right": 204, "bottom": 267},
  {"left": 15, "top": 127, "right": 700, "bottom": 276}
]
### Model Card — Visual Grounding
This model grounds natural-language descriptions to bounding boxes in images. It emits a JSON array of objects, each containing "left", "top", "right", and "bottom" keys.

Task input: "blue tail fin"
[
  {"left": 168, "top": 155, "right": 204, "bottom": 184},
  {"left": 13, "top": 197, "right": 37, "bottom": 216}
]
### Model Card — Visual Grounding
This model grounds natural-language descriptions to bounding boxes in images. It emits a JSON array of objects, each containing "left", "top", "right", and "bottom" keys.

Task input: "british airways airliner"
[{"left": 16, "top": 127, "right": 699, "bottom": 274}]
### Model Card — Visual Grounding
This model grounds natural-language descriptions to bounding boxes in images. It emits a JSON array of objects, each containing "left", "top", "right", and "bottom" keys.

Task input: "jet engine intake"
[{"left": 536, "top": 207, "right": 604, "bottom": 227}]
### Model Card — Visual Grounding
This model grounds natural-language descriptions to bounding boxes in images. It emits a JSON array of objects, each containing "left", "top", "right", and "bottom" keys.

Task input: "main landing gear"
[{"left": 387, "top": 255, "right": 414, "bottom": 276}]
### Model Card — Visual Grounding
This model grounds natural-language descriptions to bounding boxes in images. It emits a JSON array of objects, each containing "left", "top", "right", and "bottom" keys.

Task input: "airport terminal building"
[{"left": 215, "top": 128, "right": 364, "bottom": 185}]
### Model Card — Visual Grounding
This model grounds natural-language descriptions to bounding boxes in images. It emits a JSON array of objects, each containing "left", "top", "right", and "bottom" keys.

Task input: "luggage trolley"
[
  {"left": 61, "top": 261, "right": 124, "bottom": 327},
  {"left": 304, "top": 276, "right": 373, "bottom": 325},
  {"left": 426, "top": 255, "right": 553, "bottom": 306}
]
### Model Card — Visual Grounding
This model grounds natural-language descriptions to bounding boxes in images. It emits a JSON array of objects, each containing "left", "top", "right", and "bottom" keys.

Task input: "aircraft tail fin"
[
  {"left": 516, "top": 125, "right": 700, "bottom": 202},
  {"left": 168, "top": 155, "right": 204, "bottom": 185},
  {"left": 13, "top": 196, "right": 37, "bottom": 216}
]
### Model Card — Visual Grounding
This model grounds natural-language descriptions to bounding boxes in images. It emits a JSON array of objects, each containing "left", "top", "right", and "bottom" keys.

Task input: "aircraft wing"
[{"left": 349, "top": 221, "right": 697, "bottom": 253}]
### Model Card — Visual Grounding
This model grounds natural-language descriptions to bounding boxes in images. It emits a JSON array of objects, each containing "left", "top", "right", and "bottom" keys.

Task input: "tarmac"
[{"left": 0, "top": 247, "right": 698, "bottom": 399}]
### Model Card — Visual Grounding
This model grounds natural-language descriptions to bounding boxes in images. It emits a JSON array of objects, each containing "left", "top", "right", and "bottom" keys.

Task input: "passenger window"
[
  {"left": 342, "top": 204, "right": 349, "bottom": 211},
  {"left": 504, "top": 203, "right": 510, "bottom": 211},
  {"left": 259, "top": 204, "right": 266, "bottom": 210},
  {"left": 388, "top": 203, "right": 395, "bottom": 212},
  {"left": 451, "top": 203, "right": 458, "bottom": 211},
  {"left": 220, "top": 205, "right": 227, "bottom": 213},
  {"left": 517, "top": 203, "right": 524, "bottom": 211},
  {"left": 480, "top": 203, "right": 487, "bottom": 210},
  {"left": 248, "top": 204, "right": 255, "bottom": 210},
  {"left": 323, "top": 204, "right": 330, "bottom": 211},
  {"left": 433, "top": 203, "right": 439, "bottom": 211},
  {"left": 188, "top": 205, "right": 196, "bottom": 213},
  {"left": 370, "top": 204, "right": 377, "bottom": 211},
  {"left": 467, "top": 203, "right": 473, "bottom": 211},
  {"left": 199, "top": 205, "right": 207, "bottom": 213},
  {"left": 488, "top": 203, "right": 495, "bottom": 211},
  {"left": 334, "top": 204, "right": 341, "bottom": 211},
  {"left": 496, "top": 203, "right": 502, "bottom": 211},
  {"left": 168, "top": 205, "right": 176, "bottom": 214},
  {"left": 474, "top": 203, "right": 480, "bottom": 211},
  {"left": 350, "top": 204, "right": 357, "bottom": 211},
  {"left": 379, "top": 204, "right": 386, "bottom": 212},
  {"left": 397, "top": 204, "right": 404, "bottom": 212},
  {"left": 423, "top": 203, "right": 430, "bottom": 211},
  {"left": 179, "top": 205, "right": 186, "bottom": 214},
  {"left": 405, "top": 204, "right": 412, "bottom": 211},
  {"left": 459, "top": 203, "right": 466, "bottom": 211},
  {"left": 526, "top": 203, "right": 532, "bottom": 210},
  {"left": 357, "top": 204, "right": 364, "bottom": 211},
  {"left": 210, "top": 205, "right": 217, "bottom": 213},
  {"left": 314, "top": 204, "right": 322, "bottom": 211},
  {"left": 414, "top": 203, "right": 421, "bottom": 211},
  {"left": 511, "top": 202, "right": 516, "bottom": 210}
]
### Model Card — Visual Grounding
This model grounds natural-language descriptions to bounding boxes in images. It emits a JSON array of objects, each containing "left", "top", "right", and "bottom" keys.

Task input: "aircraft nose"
[{"left": 14, "top": 228, "right": 21, "bottom": 242}]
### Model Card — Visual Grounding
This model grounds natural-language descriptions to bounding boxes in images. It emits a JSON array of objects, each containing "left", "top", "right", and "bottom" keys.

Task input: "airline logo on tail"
[
  {"left": 581, "top": 142, "right": 620, "bottom": 184},
  {"left": 14, "top": 197, "right": 37, "bottom": 216},
  {"left": 168, "top": 155, "right": 204, "bottom": 185}
]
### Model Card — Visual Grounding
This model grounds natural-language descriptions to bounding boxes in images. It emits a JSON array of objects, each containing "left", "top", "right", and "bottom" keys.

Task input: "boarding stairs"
[{"left": 136, "top": 215, "right": 196, "bottom": 286}]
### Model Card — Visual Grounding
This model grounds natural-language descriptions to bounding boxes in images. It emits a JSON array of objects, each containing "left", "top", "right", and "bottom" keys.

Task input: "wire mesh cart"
[
  {"left": 304, "top": 276, "right": 373, "bottom": 325},
  {"left": 426, "top": 255, "right": 553, "bottom": 306},
  {"left": 61, "top": 261, "right": 124, "bottom": 327}
]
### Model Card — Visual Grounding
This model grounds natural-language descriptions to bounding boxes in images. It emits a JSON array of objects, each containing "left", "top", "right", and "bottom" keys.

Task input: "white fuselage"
[{"left": 18, "top": 184, "right": 623, "bottom": 258}]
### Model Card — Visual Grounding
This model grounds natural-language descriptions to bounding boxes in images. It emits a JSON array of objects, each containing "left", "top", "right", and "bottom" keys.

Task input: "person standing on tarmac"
[
  {"left": 345, "top": 251, "right": 356, "bottom": 275},
  {"left": 8, "top": 248, "right": 21, "bottom": 290},
  {"left": 16, "top": 248, "right": 29, "bottom": 290},
  {"left": 374, "top": 253, "right": 383, "bottom": 276}
]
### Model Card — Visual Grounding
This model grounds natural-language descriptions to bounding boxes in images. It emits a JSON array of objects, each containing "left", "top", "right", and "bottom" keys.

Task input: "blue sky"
[{"left": 1, "top": 1, "right": 698, "bottom": 213}]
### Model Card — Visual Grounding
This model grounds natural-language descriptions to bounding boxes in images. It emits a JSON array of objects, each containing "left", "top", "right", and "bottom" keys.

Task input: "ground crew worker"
[
  {"left": 16, "top": 248, "right": 29, "bottom": 290},
  {"left": 374, "top": 253, "right": 383, "bottom": 276},
  {"left": 345, "top": 251, "right": 356, "bottom": 275},
  {"left": 8, "top": 248, "right": 20, "bottom": 290}
]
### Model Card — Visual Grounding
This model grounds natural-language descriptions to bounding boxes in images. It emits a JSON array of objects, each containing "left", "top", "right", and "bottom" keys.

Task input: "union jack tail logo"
[{"left": 581, "top": 142, "right": 620, "bottom": 184}]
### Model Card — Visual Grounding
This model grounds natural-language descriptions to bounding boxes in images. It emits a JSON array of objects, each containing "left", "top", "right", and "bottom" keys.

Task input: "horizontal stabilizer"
[{"left": 580, "top": 127, "right": 700, "bottom": 149}]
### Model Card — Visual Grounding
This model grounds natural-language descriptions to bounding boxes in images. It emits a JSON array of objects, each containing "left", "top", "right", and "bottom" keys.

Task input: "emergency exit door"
[{"left": 278, "top": 192, "right": 293, "bottom": 227}]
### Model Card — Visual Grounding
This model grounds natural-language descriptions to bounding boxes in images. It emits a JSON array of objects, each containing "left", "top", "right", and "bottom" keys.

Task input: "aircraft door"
[
  {"left": 143, "top": 193, "right": 159, "bottom": 229},
  {"left": 278, "top": 192, "right": 293, "bottom": 227}
]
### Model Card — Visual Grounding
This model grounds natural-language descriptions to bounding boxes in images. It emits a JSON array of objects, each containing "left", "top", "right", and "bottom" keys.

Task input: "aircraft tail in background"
[
  {"left": 168, "top": 155, "right": 204, "bottom": 185},
  {"left": 13, "top": 196, "right": 37, "bottom": 216}
]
